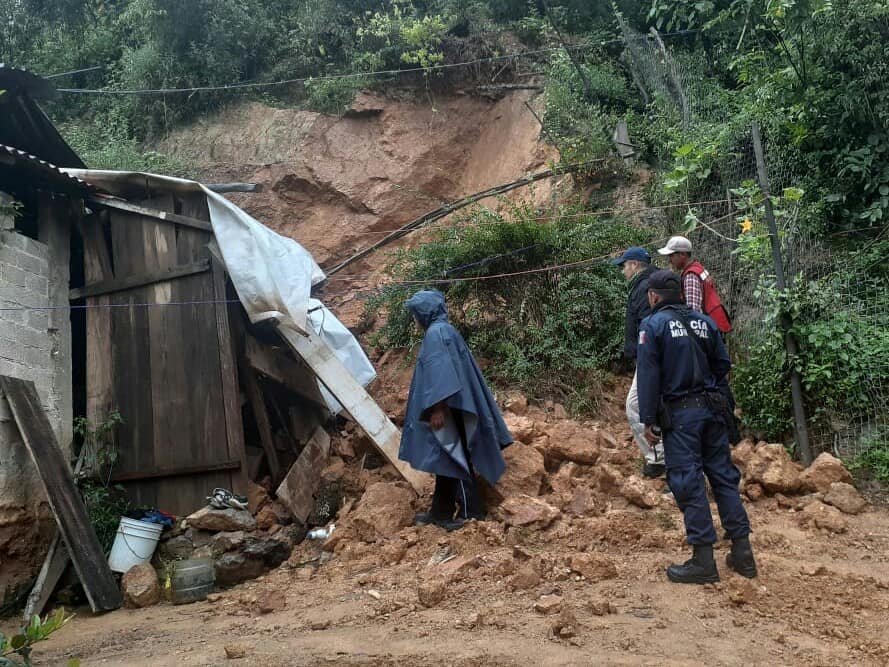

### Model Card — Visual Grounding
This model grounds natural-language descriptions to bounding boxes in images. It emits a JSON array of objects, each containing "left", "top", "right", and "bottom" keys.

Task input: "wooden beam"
[
  {"left": 211, "top": 256, "right": 249, "bottom": 494},
  {"left": 244, "top": 334, "right": 328, "bottom": 410},
  {"left": 87, "top": 197, "right": 213, "bottom": 232},
  {"left": 241, "top": 363, "right": 283, "bottom": 483},
  {"left": 69, "top": 259, "right": 210, "bottom": 300},
  {"left": 274, "top": 323, "right": 426, "bottom": 493},
  {"left": 22, "top": 535, "right": 68, "bottom": 625},
  {"left": 276, "top": 426, "right": 331, "bottom": 522},
  {"left": 0, "top": 377, "right": 122, "bottom": 613},
  {"left": 206, "top": 183, "right": 264, "bottom": 194},
  {"left": 110, "top": 460, "right": 241, "bottom": 483}
]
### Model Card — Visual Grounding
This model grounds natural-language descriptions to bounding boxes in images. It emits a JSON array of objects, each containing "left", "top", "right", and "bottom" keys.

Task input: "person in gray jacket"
[{"left": 611, "top": 247, "right": 664, "bottom": 477}]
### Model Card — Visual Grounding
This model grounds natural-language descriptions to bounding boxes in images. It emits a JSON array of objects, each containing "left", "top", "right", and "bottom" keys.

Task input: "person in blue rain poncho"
[{"left": 399, "top": 290, "right": 513, "bottom": 531}]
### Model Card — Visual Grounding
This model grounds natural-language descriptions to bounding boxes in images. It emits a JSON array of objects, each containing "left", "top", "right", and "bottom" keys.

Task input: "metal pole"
[{"left": 751, "top": 122, "right": 814, "bottom": 465}]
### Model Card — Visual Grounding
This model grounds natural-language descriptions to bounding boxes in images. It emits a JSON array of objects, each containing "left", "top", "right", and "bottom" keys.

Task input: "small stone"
[
  {"left": 508, "top": 564, "right": 542, "bottom": 591},
  {"left": 568, "top": 553, "right": 618, "bottom": 582},
  {"left": 122, "top": 563, "right": 161, "bottom": 608},
  {"left": 160, "top": 534, "right": 194, "bottom": 560},
  {"left": 188, "top": 506, "right": 257, "bottom": 532},
  {"left": 620, "top": 475, "right": 661, "bottom": 509},
  {"left": 256, "top": 589, "right": 286, "bottom": 614},
  {"left": 255, "top": 505, "right": 279, "bottom": 530},
  {"left": 506, "top": 394, "right": 529, "bottom": 416},
  {"left": 746, "top": 482, "right": 764, "bottom": 502},
  {"left": 551, "top": 607, "right": 578, "bottom": 639},
  {"left": 823, "top": 482, "right": 866, "bottom": 515},
  {"left": 224, "top": 645, "right": 247, "bottom": 659},
  {"left": 367, "top": 589, "right": 382, "bottom": 600},
  {"left": 588, "top": 600, "right": 616, "bottom": 616},
  {"left": 497, "top": 495, "right": 561, "bottom": 527},
  {"left": 800, "top": 563, "right": 828, "bottom": 577},
  {"left": 418, "top": 580, "right": 447, "bottom": 608},
  {"left": 726, "top": 577, "right": 757, "bottom": 605},
  {"left": 207, "top": 593, "right": 223, "bottom": 603},
  {"left": 744, "top": 444, "right": 801, "bottom": 495},
  {"left": 310, "top": 620, "right": 330, "bottom": 631},
  {"left": 534, "top": 594, "right": 563, "bottom": 615}
]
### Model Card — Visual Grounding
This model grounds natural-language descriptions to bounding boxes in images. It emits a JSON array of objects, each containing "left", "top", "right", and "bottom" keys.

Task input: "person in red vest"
[
  {"left": 657, "top": 236, "right": 731, "bottom": 334},
  {"left": 658, "top": 235, "right": 741, "bottom": 444}
]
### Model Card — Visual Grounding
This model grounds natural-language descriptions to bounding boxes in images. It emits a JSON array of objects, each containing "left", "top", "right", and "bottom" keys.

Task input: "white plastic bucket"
[{"left": 107, "top": 517, "right": 163, "bottom": 573}]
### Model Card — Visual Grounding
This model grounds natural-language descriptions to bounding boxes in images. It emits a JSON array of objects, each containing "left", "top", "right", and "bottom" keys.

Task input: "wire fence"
[{"left": 620, "top": 24, "right": 889, "bottom": 461}]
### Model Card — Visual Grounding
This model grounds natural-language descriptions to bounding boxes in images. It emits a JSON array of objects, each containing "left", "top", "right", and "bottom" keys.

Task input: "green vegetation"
[
  {"left": 368, "top": 199, "right": 648, "bottom": 412},
  {"left": 0, "top": 609, "right": 77, "bottom": 667}
]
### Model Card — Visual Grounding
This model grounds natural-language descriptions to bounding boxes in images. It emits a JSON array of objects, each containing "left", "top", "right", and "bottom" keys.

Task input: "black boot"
[
  {"left": 726, "top": 536, "right": 758, "bottom": 578},
  {"left": 666, "top": 544, "right": 720, "bottom": 584}
]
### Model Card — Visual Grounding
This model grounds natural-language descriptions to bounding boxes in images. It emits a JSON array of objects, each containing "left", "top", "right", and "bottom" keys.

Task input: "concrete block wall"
[{"left": 0, "top": 225, "right": 70, "bottom": 596}]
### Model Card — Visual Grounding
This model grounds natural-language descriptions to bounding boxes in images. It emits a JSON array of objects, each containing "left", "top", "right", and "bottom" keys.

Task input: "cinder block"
[
  {"left": 25, "top": 274, "right": 48, "bottom": 296},
  {"left": 2, "top": 265, "right": 27, "bottom": 288}
]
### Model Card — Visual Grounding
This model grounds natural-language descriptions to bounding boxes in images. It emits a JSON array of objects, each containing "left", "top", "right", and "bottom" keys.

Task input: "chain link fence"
[{"left": 618, "top": 23, "right": 889, "bottom": 461}]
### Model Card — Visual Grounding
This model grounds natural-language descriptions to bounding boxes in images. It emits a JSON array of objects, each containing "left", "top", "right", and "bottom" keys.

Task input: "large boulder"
[
  {"left": 568, "top": 553, "right": 618, "bottom": 582},
  {"left": 503, "top": 414, "right": 540, "bottom": 445},
  {"left": 744, "top": 444, "right": 801, "bottom": 495},
  {"left": 731, "top": 439, "right": 756, "bottom": 471},
  {"left": 345, "top": 482, "right": 414, "bottom": 542},
  {"left": 187, "top": 506, "right": 257, "bottom": 532},
  {"left": 122, "top": 563, "right": 161, "bottom": 608},
  {"left": 492, "top": 444, "right": 546, "bottom": 499},
  {"left": 496, "top": 495, "right": 561, "bottom": 528},
  {"left": 543, "top": 422, "right": 602, "bottom": 465},
  {"left": 800, "top": 453, "right": 853, "bottom": 493},
  {"left": 215, "top": 552, "right": 266, "bottom": 586},
  {"left": 620, "top": 475, "right": 661, "bottom": 509},
  {"left": 823, "top": 482, "right": 866, "bottom": 515}
]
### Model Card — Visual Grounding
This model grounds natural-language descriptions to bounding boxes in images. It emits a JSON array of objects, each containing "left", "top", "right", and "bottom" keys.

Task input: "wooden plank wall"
[{"left": 82, "top": 192, "right": 245, "bottom": 515}]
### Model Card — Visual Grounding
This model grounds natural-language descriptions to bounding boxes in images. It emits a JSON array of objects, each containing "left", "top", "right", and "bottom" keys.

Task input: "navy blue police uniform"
[{"left": 636, "top": 272, "right": 754, "bottom": 583}]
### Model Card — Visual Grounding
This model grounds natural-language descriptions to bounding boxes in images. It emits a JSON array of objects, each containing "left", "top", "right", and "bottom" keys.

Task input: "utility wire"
[
  {"left": 55, "top": 30, "right": 700, "bottom": 96},
  {"left": 44, "top": 65, "right": 104, "bottom": 79}
]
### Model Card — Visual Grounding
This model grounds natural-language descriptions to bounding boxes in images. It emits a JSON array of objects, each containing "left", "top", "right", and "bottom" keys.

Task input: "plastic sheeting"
[{"left": 64, "top": 169, "right": 376, "bottom": 414}]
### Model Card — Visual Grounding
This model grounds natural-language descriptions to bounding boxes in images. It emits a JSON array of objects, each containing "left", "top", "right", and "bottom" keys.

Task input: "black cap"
[{"left": 648, "top": 269, "right": 681, "bottom": 292}]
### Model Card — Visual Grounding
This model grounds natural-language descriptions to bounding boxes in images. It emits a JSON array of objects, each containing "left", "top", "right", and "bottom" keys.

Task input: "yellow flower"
[{"left": 740, "top": 217, "right": 753, "bottom": 233}]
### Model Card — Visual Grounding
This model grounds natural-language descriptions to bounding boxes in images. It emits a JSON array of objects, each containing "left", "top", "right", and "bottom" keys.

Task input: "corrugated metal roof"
[
  {"left": 0, "top": 64, "right": 57, "bottom": 99},
  {"left": 0, "top": 144, "right": 94, "bottom": 196}
]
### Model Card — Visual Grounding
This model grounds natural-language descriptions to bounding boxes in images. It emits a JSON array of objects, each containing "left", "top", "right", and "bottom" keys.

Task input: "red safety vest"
[{"left": 681, "top": 261, "right": 732, "bottom": 333}]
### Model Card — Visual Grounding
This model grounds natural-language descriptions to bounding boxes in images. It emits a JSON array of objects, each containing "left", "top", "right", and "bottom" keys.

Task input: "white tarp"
[{"left": 64, "top": 169, "right": 376, "bottom": 414}]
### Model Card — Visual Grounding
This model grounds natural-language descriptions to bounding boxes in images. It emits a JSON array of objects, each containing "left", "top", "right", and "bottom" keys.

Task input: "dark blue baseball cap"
[{"left": 610, "top": 246, "right": 652, "bottom": 265}]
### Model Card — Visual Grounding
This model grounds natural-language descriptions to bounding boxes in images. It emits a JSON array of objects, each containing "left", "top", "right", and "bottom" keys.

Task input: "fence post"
[{"left": 751, "top": 122, "right": 814, "bottom": 465}]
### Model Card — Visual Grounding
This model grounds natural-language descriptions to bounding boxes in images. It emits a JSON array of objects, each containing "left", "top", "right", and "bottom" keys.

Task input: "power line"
[
  {"left": 54, "top": 30, "right": 700, "bottom": 96},
  {"left": 44, "top": 65, "right": 104, "bottom": 79}
]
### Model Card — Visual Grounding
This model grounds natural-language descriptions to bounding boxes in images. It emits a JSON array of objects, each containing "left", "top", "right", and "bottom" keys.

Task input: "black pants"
[{"left": 429, "top": 410, "right": 486, "bottom": 521}]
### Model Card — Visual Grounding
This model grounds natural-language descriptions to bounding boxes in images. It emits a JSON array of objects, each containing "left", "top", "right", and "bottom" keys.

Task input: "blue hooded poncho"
[{"left": 399, "top": 290, "right": 512, "bottom": 485}]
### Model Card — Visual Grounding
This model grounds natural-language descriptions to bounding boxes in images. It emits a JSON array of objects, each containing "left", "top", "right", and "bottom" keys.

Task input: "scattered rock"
[
  {"left": 534, "top": 594, "right": 563, "bottom": 615},
  {"left": 256, "top": 589, "right": 286, "bottom": 614},
  {"left": 551, "top": 607, "right": 577, "bottom": 639},
  {"left": 823, "top": 482, "right": 866, "bottom": 515},
  {"left": 731, "top": 439, "right": 756, "bottom": 470},
  {"left": 321, "top": 457, "right": 347, "bottom": 484},
  {"left": 620, "top": 475, "right": 661, "bottom": 509},
  {"left": 588, "top": 600, "right": 617, "bottom": 616},
  {"left": 800, "top": 563, "right": 828, "bottom": 577},
  {"left": 215, "top": 552, "right": 267, "bottom": 586},
  {"left": 506, "top": 394, "right": 529, "bottom": 416},
  {"left": 210, "top": 531, "right": 247, "bottom": 556},
  {"left": 565, "top": 488, "right": 596, "bottom": 516},
  {"left": 122, "top": 563, "right": 161, "bottom": 608},
  {"left": 188, "top": 506, "right": 257, "bottom": 533},
  {"left": 493, "top": 444, "right": 546, "bottom": 499},
  {"left": 744, "top": 444, "right": 801, "bottom": 495},
  {"left": 508, "top": 564, "right": 542, "bottom": 591},
  {"left": 366, "top": 589, "right": 382, "bottom": 600},
  {"left": 550, "top": 463, "right": 582, "bottom": 495},
  {"left": 594, "top": 463, "right": 624, "bottom": 494},
  {"left": 243, "top": 536, "right": 292, "bottom": 567},
  {"left": 497, "top": 495, "right": 561, "bottom": 527},
  {"left": 552, "top": 404, "right": 568, "bottom": 420},
  {"left": 799, "top": 500, "right": 848, "bottom": 533},
  {"left": 310, "top": 619, "right": 330, "bottom": 631},
  {"left": 568, "top": 553, "right": 618, "bottom": 582},
  {"left": 726, "top": 577, "right": 757, "bottom": 606},
  {"left": 801, "top": 454, "right": 854, "bottom": 493},
  {"left": 160, "top": 534, "right": 194, "bottom": 560},
  {"left": 246, "top": 481, "right": 269, "bottom": 513},
  {"left": 437, "top": 555, "right": 482, "bottom": 584},
  {"left": 745, "top": 482, "right": 764, "bottom": 502},
  {"left": 418, "top": 580, "right": 447, "bottom": 608},
  {"left": 345, "top": 482, "right": 414, "bottom": 542},
  {"left": 224, "top": 645, "right": 247, "bottom": 660},
  {"left": 545, "top": 422, "right": 602, "bottom": 465},
  {"left": 503, "top": 414, "right": 540, "bottom": 444},
  {"left": 256, "top": 505, "right": 279, "bottom": 531},
  {"left": 207, "top": 593, "right": 223, "bottom": 603}
]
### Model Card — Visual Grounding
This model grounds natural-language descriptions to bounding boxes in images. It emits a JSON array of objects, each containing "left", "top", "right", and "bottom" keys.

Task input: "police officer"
[{"left": 636, "top": 270, "right": 757, "bottom": 584}]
